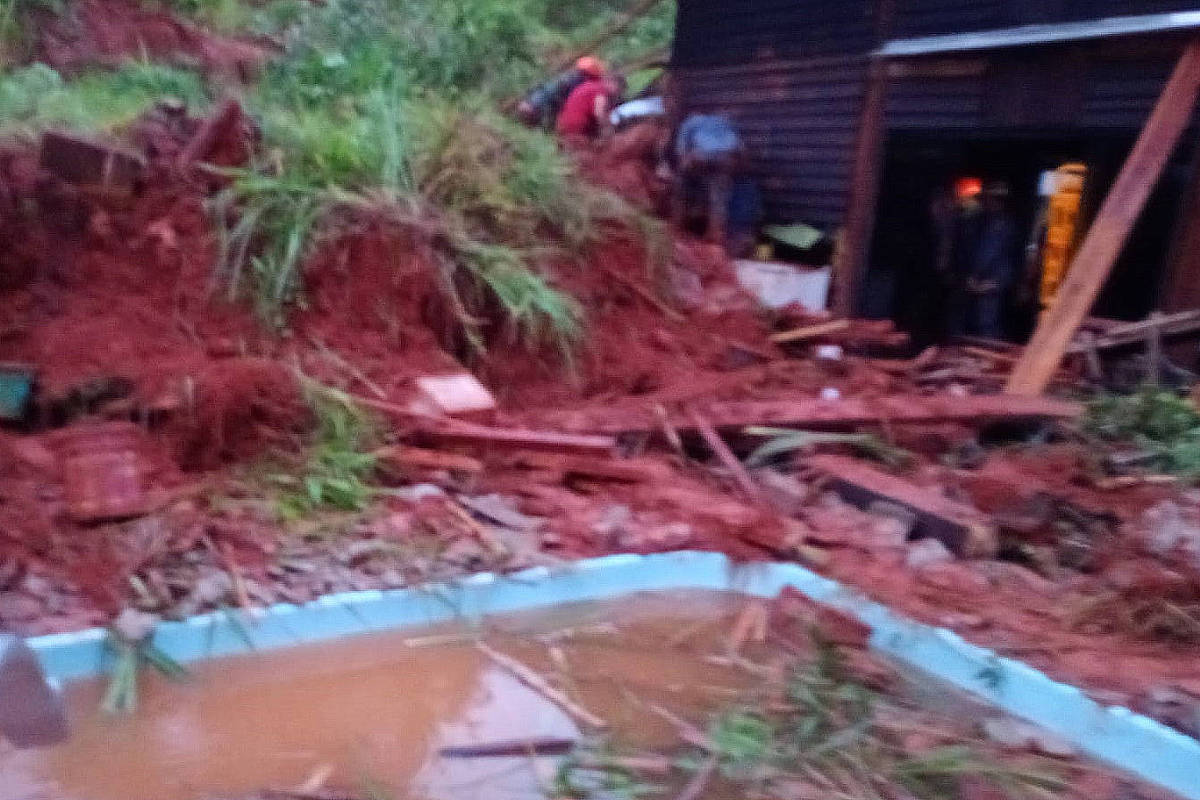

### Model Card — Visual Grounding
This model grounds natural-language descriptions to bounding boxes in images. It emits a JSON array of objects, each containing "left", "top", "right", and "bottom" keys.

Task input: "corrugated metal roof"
[{"left": 880, "top": 10, "right": 1200, "bottom": 56}]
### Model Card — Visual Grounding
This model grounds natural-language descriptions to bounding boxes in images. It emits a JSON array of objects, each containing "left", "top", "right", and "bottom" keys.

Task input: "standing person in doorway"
[
  {"left": 952, "top": 182, "right": 1020, "bottom": 339},
  {"left": 670, "top": 113, "right": 745, "bottom": 247}
]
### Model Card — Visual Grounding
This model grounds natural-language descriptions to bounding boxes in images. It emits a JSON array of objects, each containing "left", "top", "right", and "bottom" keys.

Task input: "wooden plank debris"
[
  {"left": 770, "top": 319, "right": 851, "bottom": 344},
  {"left": 476, "top": 642, "right": 608, "bottom": 730},
  {"left": 374, "top": 445, "right": 484, "bottom": 474},
  {"left": 804, "top": 454, "right": 997, "bottom": 558},
  {"left": 532, "top": 393, "right": 1081, "bottom": 436},
  {"left": 1007, "top": 41, "right": 1200, "bottom": 396},
  {"left": 417, "top": 420, "right": 617, "bottom": 457},
  {"left": 771, "top": 318, "right": 909, "bottom": 349},
  {"left": 1067, "top": 309, "right": 1200, "bottom": 353},
  {"left": 689, "top": 409, "right": 762, "bottom": 502},
  {"left": 514, "top": 452, "right": 674, "bottom": 484}
]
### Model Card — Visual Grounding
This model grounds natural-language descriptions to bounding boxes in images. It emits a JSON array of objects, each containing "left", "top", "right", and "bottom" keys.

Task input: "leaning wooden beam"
[
  {"left": 1007, "top": 40, "right": 1200, "bottom": 396},
  {"left": 805, "top": 455, "right": 996, "bottom": 558},
  {"left": 532, "top": 394, "right": 1081, "bottom": 436}
]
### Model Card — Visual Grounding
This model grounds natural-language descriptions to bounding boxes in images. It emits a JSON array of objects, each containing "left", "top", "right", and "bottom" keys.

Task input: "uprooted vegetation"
[{"left": 1085, "top": 389, "right": 1200, "bottom": 479}]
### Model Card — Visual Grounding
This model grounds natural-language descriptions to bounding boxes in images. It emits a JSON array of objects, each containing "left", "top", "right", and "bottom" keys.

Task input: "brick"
[{"left": 412, "top": 373, "right": 496, "bottom": 419}]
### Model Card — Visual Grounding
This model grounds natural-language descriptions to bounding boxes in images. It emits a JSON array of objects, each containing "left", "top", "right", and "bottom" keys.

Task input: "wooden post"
[
  {"left": 1006, "top": 41, "right": 1200, "bottom": 396},
  {"left": 833, "top": 0, "right": 895, "bottom": 317}
]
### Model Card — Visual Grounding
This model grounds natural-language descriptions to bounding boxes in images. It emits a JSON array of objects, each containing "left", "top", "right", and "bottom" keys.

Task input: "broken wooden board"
[
  {"left": 531, "top": 394, "right": 1081, "bottom": 437},
  {"left": 374, "top": 445, "right": 485, "bottom": 474},
  {"left": 1066, "top": 309, "right": 1200, "bottom": 353},
  {"left": 415, "top": 420, "right": 617, "bottom": 457},
  {"left": 513, "top": 452, "right": 674, "bottom": 484},
  {"left": 689, "top": 408, "right": 763, "bottom": 502},
  {"left": 1007, "top": 41, "right": 1200, "bottom": 396},
  {"left": 804, "top": 454, "right": 997, "bottom": 558}
]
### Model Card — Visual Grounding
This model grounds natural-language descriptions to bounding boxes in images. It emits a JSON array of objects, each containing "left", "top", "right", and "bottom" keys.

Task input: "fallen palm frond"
[{"left": 745, "top": 427, "right": 913, "bottom": 469}]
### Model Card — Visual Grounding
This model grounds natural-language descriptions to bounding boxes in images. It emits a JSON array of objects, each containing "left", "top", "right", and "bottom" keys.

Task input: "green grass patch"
[
  {"left": 1085, "top": 388, "right": 1200, "bottom": 479},
  {"left": 272, "top": 382, "right": 381, "bottom": 520},
  {"left": 0, "top": 60, "right": 209, "bottom": 138}
]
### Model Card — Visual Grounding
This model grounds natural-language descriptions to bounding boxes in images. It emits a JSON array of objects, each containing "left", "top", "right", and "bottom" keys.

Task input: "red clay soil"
[
  {"left": 5, "top": 121, "right": 1200, "bottom": 739},
  {"left": 29, "top": 0, "right": 270, "bottom": 79}
]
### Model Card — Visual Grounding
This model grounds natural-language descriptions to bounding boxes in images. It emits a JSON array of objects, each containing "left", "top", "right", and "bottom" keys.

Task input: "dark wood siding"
[
  {"left": 673, "top": 0, "right": 877, "bottom": 228},
  {"left": 885, "top": 40, "right": 1191, "bottom": 133},
  {"left": 674, "top": 55, "right": 869, "bottom": 228},
  {"left": 673, "top": 0, "right": 875, "bottom": 68}
]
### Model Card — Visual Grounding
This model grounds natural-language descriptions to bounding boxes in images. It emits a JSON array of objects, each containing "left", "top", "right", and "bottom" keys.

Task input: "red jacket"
[{"left": 556, "top": 78, "right": 609, "bottom": 137}]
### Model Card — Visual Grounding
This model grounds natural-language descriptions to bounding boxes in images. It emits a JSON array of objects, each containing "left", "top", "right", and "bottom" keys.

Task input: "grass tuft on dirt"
[
  {"left": 0, "top": 60, "right": 209, "bottom": 138},
  {"left": 272, "top": 381, "right": 382, "bottom": 519}
]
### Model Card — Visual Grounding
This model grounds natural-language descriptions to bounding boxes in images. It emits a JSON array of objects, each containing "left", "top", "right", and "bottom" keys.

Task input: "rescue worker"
[
  {"left": 950, "top": 182, "right": 1020, "bottom": 339},
  {"left": 516, "top": 57, "right": 600, "bottom": 130},
  {"left": 670, "top": 113, "right": 744, "bottom": 247},
  {"left": 555, "top": 61, "right": 619, "bottom": 142}
]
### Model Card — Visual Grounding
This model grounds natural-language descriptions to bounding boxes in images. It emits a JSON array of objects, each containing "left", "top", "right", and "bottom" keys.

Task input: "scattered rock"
[
  {"left": 1142, "top": 501, "right": 1200, "bottom": 570},
  {"left": 771, "top": 586, "right": 872, "bottom": 649},
  {"left": 1137, "top": 687, "right": 1200, "bottom": 738},
  {"left": 186, "top": 570, "right": 233, "bottom": 609},
  {"left": 640, "top": 522, "right": 694, "bottom": 551},
  {"left": 868, "top": 500, "right": 918, "bottom": 538},
  {"left": 980, "top": 562, "right": 1059, "bottom": 598},
  {"left": 0, "top": 592, "right": 43, "bottom": 623},
  {"left": 916, "top": 563, "right": 990, "bottom": 596},
  {"left": 397, "top": 484, "right": 446, "bottom": 502},
  {"left": 458, "top": 494, "right": 545, "bottom": 532},
  {"left": 591, "top": 505, "right": 634, "bottom": 547},
  {"left": 936, "top": 611, "right": 987, "bottom": 630},
  {"left": 981, "top": 716, "right": 1076, "bottom": 758},
  {"left": 0, "top": 559, "right": 20, "bottom": 592},
  {"left": 112, "top": 608, "right": 159, "bottom": 642},
  {"left": 906, "top": 539, "right": 954, "bottom": 569},
  {"left": 755, "top": 469, "right": 809, "bottom": 516},
  {"left": 869, "top": 516, "right": 912, "bottom": 549}
]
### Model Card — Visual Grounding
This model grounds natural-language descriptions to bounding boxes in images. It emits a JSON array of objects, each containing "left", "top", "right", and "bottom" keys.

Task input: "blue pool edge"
[{"left": 25, "top": 550, "right": 1200, "bottom": 799}]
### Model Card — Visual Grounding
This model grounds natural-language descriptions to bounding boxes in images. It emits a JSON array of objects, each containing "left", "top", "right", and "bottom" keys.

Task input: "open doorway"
[{"left": 862, "top": 130, "right": 1192, "bottom": 348}]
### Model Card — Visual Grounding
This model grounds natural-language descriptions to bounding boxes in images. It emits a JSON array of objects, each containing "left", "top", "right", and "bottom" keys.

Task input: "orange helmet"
[{"left": 575, "top": 56, "right": 605, "bottom": 78}]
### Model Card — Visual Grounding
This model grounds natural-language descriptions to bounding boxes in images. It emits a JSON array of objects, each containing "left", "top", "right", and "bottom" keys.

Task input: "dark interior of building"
[{"left": 864, "top": 130, "right": 1195, "bottom": 347}]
